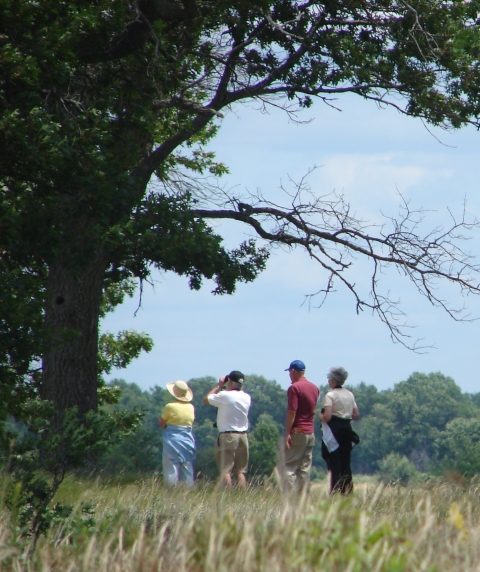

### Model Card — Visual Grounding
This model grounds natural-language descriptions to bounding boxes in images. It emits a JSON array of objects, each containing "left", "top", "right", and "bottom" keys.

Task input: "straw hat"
[{"left": 166, "top": 380, "right": 193, "bottom": 402}]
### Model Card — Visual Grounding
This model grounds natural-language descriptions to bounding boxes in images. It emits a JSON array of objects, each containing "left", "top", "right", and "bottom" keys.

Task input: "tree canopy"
[
  {"left": 351, "top": 372, "right": 479, "bottom": 474},
  {"left": 93, "top": 371, "right": 480, "bottom": 481},
  {"left": 3, "top": 0, "right": 480, "bottom": 418}
]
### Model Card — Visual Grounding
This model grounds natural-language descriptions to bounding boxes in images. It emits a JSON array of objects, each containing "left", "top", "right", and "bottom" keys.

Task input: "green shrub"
[
  {"left": 434, "top": 417, "right": 480, "bottom": 477},
  {"left": 378, "top": 453, "right": 418, "bottom": 486},
  {"left": 248, "top": 414, "right": 280, "bottom": 480}
]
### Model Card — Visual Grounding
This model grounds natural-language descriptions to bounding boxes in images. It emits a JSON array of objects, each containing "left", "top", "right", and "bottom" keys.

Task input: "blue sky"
[{"left": 102, "top": 93, "right": 480, "bottom": 394}]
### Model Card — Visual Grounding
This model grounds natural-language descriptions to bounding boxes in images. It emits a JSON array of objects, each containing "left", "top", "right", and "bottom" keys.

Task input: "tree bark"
[{"left": 42, "top": 250, "right": 108, "bottom": 416}]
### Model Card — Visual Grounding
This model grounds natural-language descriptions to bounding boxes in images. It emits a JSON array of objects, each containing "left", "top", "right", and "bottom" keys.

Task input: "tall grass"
[{"left": 2, "top": 477, "right": 480, "bottom": 571}]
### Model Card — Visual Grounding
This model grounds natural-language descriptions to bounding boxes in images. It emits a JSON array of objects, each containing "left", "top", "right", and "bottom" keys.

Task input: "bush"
[
  {"left": 434, "top": 418, "right": 480, "bottom": 478},
  {"left": 378, "top": 453, "right": 418, "bottom": 486},
  {"left": 248, "top": 414, "right": 280, "bottom": 480}
]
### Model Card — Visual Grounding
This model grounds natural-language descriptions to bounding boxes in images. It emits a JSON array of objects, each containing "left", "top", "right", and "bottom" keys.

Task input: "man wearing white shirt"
[{"left": 203, "top": 370, "right": 251, "bottom": 488}]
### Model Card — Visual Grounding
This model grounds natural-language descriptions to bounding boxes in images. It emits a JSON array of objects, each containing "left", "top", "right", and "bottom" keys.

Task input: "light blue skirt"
[{"left": 163, "top": 425, "right": 196, "bottom": 464}]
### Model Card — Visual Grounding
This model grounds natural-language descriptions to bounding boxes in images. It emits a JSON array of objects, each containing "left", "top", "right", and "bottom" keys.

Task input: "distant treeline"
[{"left": 94, "top": 372, "right": 480, "bottom": 482}]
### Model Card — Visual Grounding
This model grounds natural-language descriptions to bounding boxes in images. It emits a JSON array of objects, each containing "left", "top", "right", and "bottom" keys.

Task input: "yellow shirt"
[{"left": 161, "top": 401, "right": 195, "bottom": 427}]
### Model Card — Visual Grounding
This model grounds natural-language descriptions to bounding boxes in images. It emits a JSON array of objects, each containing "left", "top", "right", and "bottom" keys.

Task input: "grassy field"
[{"left": 1, "top": 476, "right": 480, "bottom": 571}]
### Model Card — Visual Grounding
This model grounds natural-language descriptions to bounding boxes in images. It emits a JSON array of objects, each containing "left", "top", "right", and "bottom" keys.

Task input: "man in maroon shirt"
[{"left": 279, "top": 359, "right": 320, "bottom": 492}]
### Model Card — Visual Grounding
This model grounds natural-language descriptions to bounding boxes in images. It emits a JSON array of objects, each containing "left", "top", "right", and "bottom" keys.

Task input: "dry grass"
[{"left": 2, "top": 477, "right": 480, "bottom": 571}]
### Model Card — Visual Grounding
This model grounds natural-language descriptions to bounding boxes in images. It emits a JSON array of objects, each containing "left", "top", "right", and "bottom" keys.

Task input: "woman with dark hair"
[{"left": 319, "top": 367, "right": 360, "bottom": 494}]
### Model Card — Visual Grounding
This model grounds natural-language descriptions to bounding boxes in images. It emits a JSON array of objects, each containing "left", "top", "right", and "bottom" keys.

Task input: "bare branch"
[{"left": 184, "top": 174, "right": 480, "bottom": 350}]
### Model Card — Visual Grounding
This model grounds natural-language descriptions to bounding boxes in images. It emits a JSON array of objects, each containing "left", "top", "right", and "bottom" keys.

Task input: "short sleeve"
[
  {"left": 161, "top": 403, "right": 172, "bottom": 422},
  {"left": 287, "top": 385, "right": 299, "bottom": 411},
  {"left": 208, "top": 392, "right": 229, "bottom": 407},
  {"left": 323, "top": 392, "right": 334, "bottom": 408}
]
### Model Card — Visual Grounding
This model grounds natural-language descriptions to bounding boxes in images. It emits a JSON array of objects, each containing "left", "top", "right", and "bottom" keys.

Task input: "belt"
[
  {"left": 220, "top": 430, "right": 247, "bottom": 434},
  {"left": 291, "top": 428, "right": 313, "bottom": 434}
]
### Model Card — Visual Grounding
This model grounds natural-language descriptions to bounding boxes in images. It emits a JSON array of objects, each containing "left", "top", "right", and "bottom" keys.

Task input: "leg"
[
  {"left": 328, "top": 448, "right": 343, "bottom": 494},
  {"left": 178, "top": 461, "right": 195, "bottom": 487},
  {"left": 232, "top": 434, "right": 249, "bottom": 489},
  {"left": 338, "top": 445, "right": 353, "bottom": 494},
  {"left": 162, "top": 455, "right": 179, "bottom": 487},
  {"left": 234, "top": 472, "right": 247, "bottom": 489},
  {"left": 214, "top": 434, "right": 236, "bottom": 487},
  {"left": 279, "top": 434, "right": 308, "bottom": 492},
  {"left": 295, "top": 434, "right": 315, "bottom": 493}
]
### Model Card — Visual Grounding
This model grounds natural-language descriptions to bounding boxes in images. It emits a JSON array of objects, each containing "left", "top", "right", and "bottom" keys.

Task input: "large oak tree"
[{"left": 2, "top": 0, "right": 480, "bottom": 417}]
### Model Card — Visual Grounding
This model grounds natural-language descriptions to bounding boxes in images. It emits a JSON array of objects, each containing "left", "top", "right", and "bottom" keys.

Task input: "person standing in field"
[
  {"left": 158, "top": 380, "right": 196, "bottom": 487},
  {"left": 203, "top": 371, "right": 251, "bottom": 488},
  {"left": 279, "top": 359, "right": 320, "bottom": 493},
  {"left": 319, "top": 367, "right": 360, "bottom": 495}
]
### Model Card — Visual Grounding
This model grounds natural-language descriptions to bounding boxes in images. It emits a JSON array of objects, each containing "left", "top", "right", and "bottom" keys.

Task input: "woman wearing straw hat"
[{"left": 158, "top": 380, "right": 196, "bottom": 487}]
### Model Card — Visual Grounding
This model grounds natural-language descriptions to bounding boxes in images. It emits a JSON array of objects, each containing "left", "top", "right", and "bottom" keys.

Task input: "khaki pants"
[
  {"left": 280, "top": 433, "right": 315, "bottom": 492},
  {"left": 214, "top": 433, "right": 249, "bottom": 475}
]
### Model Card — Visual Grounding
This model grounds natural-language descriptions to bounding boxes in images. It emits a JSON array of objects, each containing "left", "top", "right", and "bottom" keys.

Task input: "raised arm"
[{"left": 203, "top": 376, "right": 226, "bottom": 404}]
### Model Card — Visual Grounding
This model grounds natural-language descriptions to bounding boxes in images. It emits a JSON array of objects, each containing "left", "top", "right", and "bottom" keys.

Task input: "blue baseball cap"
[{"left": 285, "top": 360, "right": 306, "bottom": 371}]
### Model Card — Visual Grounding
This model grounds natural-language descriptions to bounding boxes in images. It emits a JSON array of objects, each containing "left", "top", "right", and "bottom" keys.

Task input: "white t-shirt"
[
  {"left": 208, "top": 390, "right": 251, "bottom": 432},
  {"left": 323, "top": 388, "right": 357, "bottom": 419}
]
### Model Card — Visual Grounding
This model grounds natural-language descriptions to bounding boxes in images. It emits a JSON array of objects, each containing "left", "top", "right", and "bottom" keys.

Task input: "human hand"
[{"left": 285, "top": 434, "right": 292, "bottom": 449}]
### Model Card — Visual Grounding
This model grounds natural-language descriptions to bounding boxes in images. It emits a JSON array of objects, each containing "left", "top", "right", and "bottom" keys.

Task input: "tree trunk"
[{"left": 42, "top": 250, "right": 108, "bottom": 415}]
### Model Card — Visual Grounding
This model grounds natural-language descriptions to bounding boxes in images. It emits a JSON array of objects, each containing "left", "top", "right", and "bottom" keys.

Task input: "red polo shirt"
[{"left": 287, "top": 377, "right": 320, "bottom": 434}]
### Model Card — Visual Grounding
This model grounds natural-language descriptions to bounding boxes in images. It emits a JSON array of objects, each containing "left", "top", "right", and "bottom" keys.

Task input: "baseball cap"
[
  {"left": 285, "top": 360, "right": 306, "bottom": 371},
  {"left": 227, "top": 370, "right": 245, "bottom": 383}
]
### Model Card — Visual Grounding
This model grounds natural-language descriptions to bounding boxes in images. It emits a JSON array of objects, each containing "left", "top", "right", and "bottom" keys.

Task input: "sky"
[{"left": 102, "top": 93, "right": 480, "bottom": 394}]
